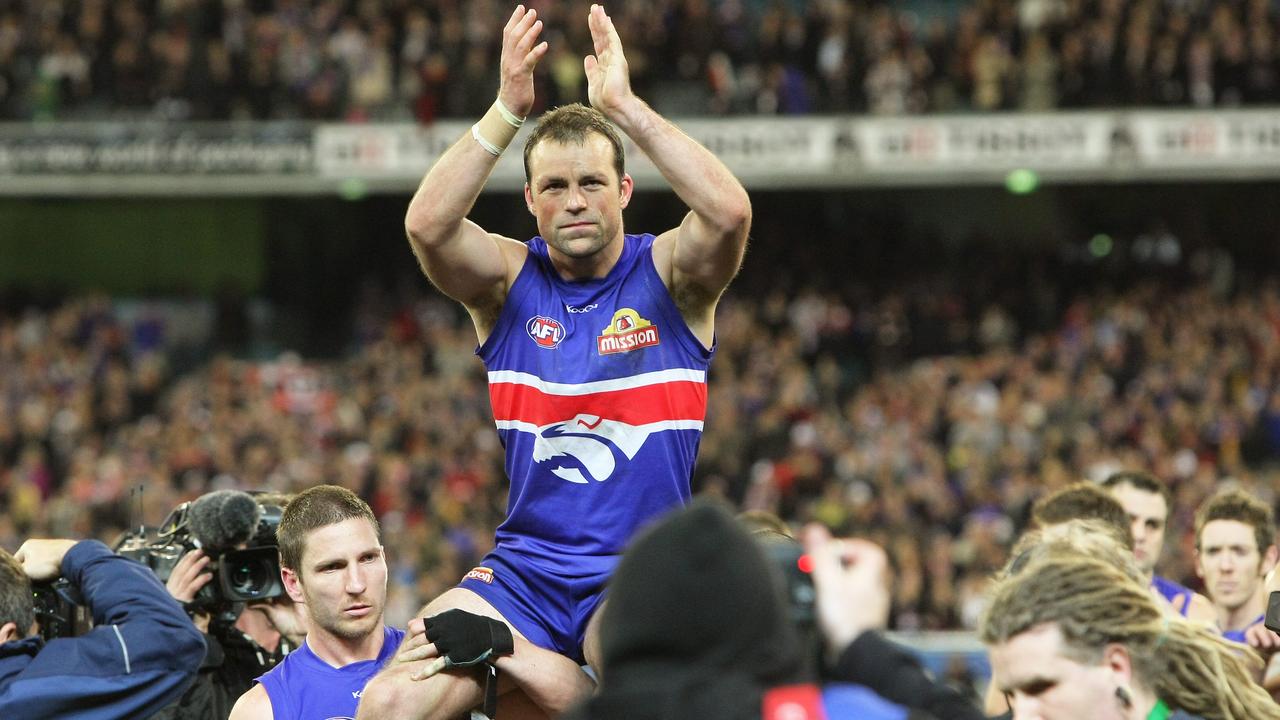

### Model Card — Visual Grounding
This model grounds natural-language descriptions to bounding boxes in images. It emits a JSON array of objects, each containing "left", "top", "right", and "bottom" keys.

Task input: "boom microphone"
[{"left": 187, "top": 490, "right": 263, "bottom": 554}]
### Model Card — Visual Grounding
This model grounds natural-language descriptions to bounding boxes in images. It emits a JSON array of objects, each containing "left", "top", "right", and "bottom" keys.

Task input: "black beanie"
[{"left": 571, "top": 500, "right": 804, "bottom": 720}]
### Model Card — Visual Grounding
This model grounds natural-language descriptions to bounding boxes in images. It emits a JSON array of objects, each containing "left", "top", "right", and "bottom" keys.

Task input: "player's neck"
[
  {"left": 306, "top": 623, "right": 386, "bottom": 668},
  {"left": 1219, "top": 591, "right": 1266, "bottom": 632}
]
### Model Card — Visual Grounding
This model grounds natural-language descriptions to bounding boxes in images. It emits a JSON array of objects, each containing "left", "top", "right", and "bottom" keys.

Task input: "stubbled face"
[
  {"left": 524, "top": 134, "right": 632, "bottom": 273},
  {"left": 1196, "top": 519, "right": 1267, "bottom": 613},
  {"left": 1111, "top": 484, "right": 1167, "bottom": 575},
  {"left": 989, "top": 623, "right": 1128, "bottom": 720},
  {"left": 284, "top": 517, "right": 387, "bottom": 643}
]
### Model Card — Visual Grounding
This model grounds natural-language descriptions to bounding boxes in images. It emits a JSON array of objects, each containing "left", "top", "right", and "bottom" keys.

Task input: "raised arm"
[
  {"left": 405, "top": 5, "right": 548, "bottom": 339},
  {"left": 583, "top": 4, "right": 750, "bottom": 344}
]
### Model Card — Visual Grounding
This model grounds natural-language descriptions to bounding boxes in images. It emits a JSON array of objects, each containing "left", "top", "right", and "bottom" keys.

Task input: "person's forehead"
[
  {"left": 1112, "top": 484, "right": 1167, "bottom": 519},
  {"left": 1200, "top": 519, "right": 1256, "bottom": 547},
  {"left": 301, "top": 517, "right": 380, "bottom": 563},
  {"left": 994, "top": 623, "right": 1075, "bottom": 680},
  {"left": 528, "top": 135, "right": 616, "bottom": 176}
]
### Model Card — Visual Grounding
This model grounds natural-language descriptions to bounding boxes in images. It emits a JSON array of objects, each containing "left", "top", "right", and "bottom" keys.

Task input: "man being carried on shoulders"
[{"left": 359, "top": 3, "right": 752, "bottom": 718}]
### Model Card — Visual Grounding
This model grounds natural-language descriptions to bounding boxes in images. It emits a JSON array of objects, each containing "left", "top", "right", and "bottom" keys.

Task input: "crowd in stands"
[
  {"left": 2, "top": 0, "right": 1279, "bottom": 122},
  {"left": 3, "top": 235, "right": 1278, "bottom": 635}
]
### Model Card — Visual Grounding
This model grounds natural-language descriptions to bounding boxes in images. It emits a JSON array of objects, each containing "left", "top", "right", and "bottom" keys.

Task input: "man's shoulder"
[{"left": 229, "top": 682, "right": 273, "bottom": 720}]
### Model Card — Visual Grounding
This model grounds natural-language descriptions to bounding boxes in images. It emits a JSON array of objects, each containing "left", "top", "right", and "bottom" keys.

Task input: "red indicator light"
[{"left": 797, "top": 554, "right": 814, "bottom": 574}]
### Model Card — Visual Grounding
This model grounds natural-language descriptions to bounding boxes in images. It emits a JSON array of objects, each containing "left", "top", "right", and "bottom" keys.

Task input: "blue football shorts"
[{"left": 457, "top": 545, "right": 614, "bottom": 664}]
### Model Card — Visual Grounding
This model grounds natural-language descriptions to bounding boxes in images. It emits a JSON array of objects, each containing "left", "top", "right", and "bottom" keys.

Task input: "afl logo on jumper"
[
  {"left": 526, "top": 316, "right": 566, "bottom": 349},
  {"left": 597, "top": 309, "right": 660, "bottom": 355}
]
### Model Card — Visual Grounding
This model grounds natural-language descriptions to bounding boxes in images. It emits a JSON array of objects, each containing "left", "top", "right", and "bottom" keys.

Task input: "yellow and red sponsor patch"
[{"left": 597, "top": 308, "right": 660, "bottom": 355}]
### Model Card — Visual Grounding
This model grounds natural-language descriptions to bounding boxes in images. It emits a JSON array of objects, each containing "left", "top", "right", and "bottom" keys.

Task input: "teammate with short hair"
[
  {"left": 1194, "top": 488, "right": 1278, "bottom": 643},
  {"left": 229, "top": 485, "right": 402, "bottom": 719},
  {"left": 1101, "top": 471, "right": 1216, "bottom": 623},
  {"left": 359, "top": 4, "right": 751, "bottom": 719},
  {"left": 1030, "top": 481, "right": 1132, "bottom": 543}
]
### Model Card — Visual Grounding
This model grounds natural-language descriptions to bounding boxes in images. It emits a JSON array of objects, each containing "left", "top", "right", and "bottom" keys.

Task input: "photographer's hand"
[
  {"left": 801, "top": 524, "right": 892, "bottom": 659},
  {"left": 250, "top": 596, "right": 307, "bottom": 646},
  {"left": 166, "top": 548, "right": 214, "bottom": 604},
  {"left": 14, "top": 539, "right": 80, "bottom": 581}
]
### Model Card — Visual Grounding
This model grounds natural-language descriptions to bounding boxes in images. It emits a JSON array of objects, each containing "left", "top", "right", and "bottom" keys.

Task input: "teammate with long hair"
[{"left": 981, "top": 554, "right": 1279, "bottom": 720}]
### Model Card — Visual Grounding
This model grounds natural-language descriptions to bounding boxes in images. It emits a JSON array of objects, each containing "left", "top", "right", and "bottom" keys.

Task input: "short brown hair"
[
  {"left": 523, "top": 103, "right": 625, "bottom": 185},
  {"left": 277, "top": 485, "right": 379, "bottom": 571},
  {"left": 1101, "top": 470, "right": 1173, "bottom": 511},
  {"left": 1031, "top": 482, "right": 1132, "bottom": 548},
  {"left": 1195, "top": 489, "right": 1276, "bottom": 554},
  {"left": 0, "top": 549, "right": 34, "bottom": 637}
]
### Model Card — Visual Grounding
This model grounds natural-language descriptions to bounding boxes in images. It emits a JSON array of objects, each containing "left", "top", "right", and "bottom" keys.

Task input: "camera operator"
[
  {"left": 0, "top": 538, "right": 204, "bottom": 719},
  {"left": 563, "top": 500, "right": 986, "bottom": 720},
  {"left": 144, "top": 490, "right": 304, "bottom": 720},
  {"left": 152, "top": 548, "right": 305, "bottom": 720}
]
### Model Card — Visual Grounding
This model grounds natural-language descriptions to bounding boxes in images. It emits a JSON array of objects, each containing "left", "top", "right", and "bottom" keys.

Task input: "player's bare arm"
[
  {"left": 397, "top": 618, "right": 595, "bottom": 715},
  {"left": 582, "top": 4, "right": 750, "bottom": 347},
  {"left": 404, "top": 5, "right": 548, "bottom": 341},
  {"left": 228, "top": 684, "right": 274, "bottom": 720}
]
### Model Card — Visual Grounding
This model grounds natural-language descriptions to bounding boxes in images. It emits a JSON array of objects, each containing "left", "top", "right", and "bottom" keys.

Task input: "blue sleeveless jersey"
[
  {"left": 257, "top": 625, "right": 404, "bottom": 720},
  {"left": 1151, "top": 575, "right": 1194, "bottom": 617},
  {"left": 478, "top": 233, "right": 713, "bottom": 567}
]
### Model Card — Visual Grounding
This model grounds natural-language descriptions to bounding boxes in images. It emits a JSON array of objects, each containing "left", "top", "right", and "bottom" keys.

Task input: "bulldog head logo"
[{"left": 530, "top": 414, "right": 653, "bottom": 483}]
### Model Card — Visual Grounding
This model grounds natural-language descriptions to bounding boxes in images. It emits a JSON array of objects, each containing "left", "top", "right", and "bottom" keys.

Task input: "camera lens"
[
  {"left": 229, "top": 559, "right": 269, "bottom": 596},
  {"left": 219, "top": 547, "right": 283, "bottom": 601}
]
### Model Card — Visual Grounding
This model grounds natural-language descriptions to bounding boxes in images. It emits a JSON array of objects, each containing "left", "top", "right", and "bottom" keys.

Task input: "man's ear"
[
  {"left": 282, "top": 567, "right": 305, "bottom": 604},
  {"left": 524, "top": 183, "right": 536, "bottom": 215},
  {"left": 1264, "top": 544, "right": 1279, "bottom": 576},
  {"left": 1194, "top": 548, "right": 1205, "bottom": 580},
  {"left": 1102, "top": 642, "right": 1133, "bottom": 683},
  {"left": 0, "top": 621, "right": 21, "bottom": 644},
  {"left": 618, "top": 173, "right": 634, "bottom": 209}
]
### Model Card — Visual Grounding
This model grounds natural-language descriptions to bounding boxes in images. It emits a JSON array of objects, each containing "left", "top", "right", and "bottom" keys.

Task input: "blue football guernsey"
[
  {"left": 256, "top": 625, "right": 403, "bottom": 720},
  {"left": 478, "top": 233, "right": 713, "bottom": 568}
]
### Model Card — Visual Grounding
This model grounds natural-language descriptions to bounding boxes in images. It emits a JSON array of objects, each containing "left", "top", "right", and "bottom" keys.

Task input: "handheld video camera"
[{"left": 115, "top": 490, "right": 286, "bottom": 624}]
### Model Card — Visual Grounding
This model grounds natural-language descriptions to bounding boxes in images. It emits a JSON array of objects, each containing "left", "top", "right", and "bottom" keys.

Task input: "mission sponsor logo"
[
  {"left": 526, "top": 315, "right": 566, "bottom": 349},
  {"left": 464, "top": 566, "right": 495, "bottom": 584},
  {"left": 597, "top": 309, "right": 659, "bottom": 355}
]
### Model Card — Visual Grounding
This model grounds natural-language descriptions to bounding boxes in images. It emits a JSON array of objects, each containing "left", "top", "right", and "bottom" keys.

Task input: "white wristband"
[
  {"left": 471, "top": 123, "right": 503, "bottom": 156},
  {"left": 494, "top": 98, "right": 526, "bottom": 128}
]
